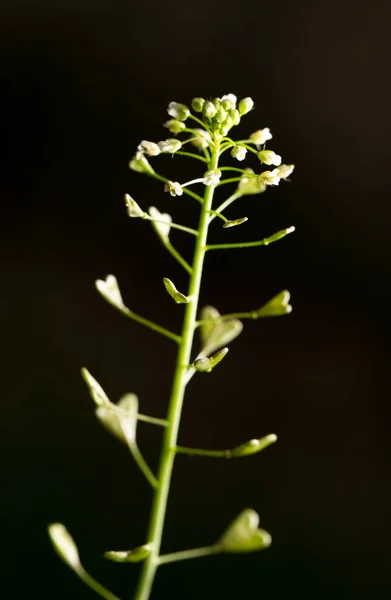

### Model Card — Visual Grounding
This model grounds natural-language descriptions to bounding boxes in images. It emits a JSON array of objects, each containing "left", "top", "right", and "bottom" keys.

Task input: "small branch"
[
  {"left": 157, "top": 545, "right": 219, "bottom": 566},
  {"left": 209, "top": 193, "right": 241, "bottom": 223},
  {"left": 219, "top": 166, "right": 251, "bottom": 175},
  {"left": 175, "top": 151, "right": 208, "bottom": 163},
  {"left": 122, "top": 307, "right": 181, "bottom": 344},
  {"left": 138, "top": 414, "right": 168, "bottom": 427},
  {"left": 143, "top": 216, "right": 198, "bottom": 237},
  {"left": 216, "top": 177, "right": 242, "bottom": 187},
  {"left": 165, "top": 241, "right": 193, "bottom": 275},
  {"left": 149, "top": 171, "right": 204, "bottom": 204},
  {"left": 207, "top": 210, "right": 228, "bottom": 223},
  {"left": 175, "top": 445, "right": 230, "bottom": 458},
  {"left": 78, "top": 568, "right": 121, "bottom": 600},
  {"left": 187, "top": 114, "right": 213, "bottom": 136},
  {"left": 130, "top": 443, "right": 158, "bottom": 488},
  {"left": 205, "top": 227, "right": 295, "bottom": 251}
]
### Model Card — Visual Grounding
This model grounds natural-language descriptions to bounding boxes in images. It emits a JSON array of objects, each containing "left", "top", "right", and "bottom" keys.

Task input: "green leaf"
[
  {"left": 200, "top": 306, "right": 243, "bottom": 357},
  {"left": 48, "top": 523, "right": 81, "bottom": 572},
  {"left": 217, "top": 509, "right": 271, "bottom": 553},
  {"left": 230, "top": 434, "right": 277, "bottom": 457},
  {"left": 255, "top": 290, "right": 292, "bottom": 317},
  {"left": 149, "top": 206, "right": 172, "bottom": 243},
  {"left": 104, "top": 544, "right": 152, "bottom": 563},
  {"left": 163, "top": 278, "right": 190, "bottom": 304}
]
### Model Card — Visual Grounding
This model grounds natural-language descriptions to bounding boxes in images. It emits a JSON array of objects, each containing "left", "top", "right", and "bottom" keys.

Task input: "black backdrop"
[{"left": 2, "top": 1, "right": 391, "bottom": 598}]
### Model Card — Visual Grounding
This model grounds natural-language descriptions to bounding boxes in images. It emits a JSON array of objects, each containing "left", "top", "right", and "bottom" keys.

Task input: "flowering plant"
[{"left": 48, "top": 94, "right": 295, "bottom": 600}]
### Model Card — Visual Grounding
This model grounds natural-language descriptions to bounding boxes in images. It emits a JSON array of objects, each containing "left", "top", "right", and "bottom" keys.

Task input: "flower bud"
[
  {"left": 158, "top": 138, "right": 182, "bottom": 153},
  {"left": 258, "top": 169, "right": 281, "bottom": 186},
  {"left": 137, "top": 140, "right": 160, "bottom": 156},
  {"left": 230, "top": 109, "right": 241, "bottom": 126},
  {"left": 191, "top": 97, "right": 205, "bottom": 112},
  {"left": 249, "top": 128, "right": 272, "bottom": 145},
  {"left": 215, "top": 108, "right": 228, "bottom": 123},
  {"left": 164, "top": 181, "right": 183, "bottom": 197},
  {"left": 258, "top": 150, "right": 282, "bottom": 166},
  {"left": 164, "top": 119, "right": 186, "bottom": 133},
  {"left": 129, "top": 151, "right": 154, "bottom": 174},
  {"left": 238, "top": 97, "right": 254, "bottom": 115},
  {"left": 221, "top": 94, "right": 237, "bottom": 109},
  {"left": 277, "top": 164, "right": 295, "bottom": 179},
  {"left": 48, "top": 524, "right": 81, "bottom": 572},
  {"left": 203, "top": 168, "right": 222, "bottom": 186},
  {"left": 220, "top": 115, "right": 233, "bottom": 136},
  {"left": 167, "top": 101, "right": 190, "bottom": 121},
  {"left": 124, "top": 194, "right": 144, "bottom": 218},
  {"left": 203, "top": 100, "right": 217, "bottom": 119},
  {"left": 212, "top": 97, "right": 221, "bottom": 110},
  {"left": 231, "top": 146, "right": 247, "bottom": 161},
  {"left": 190, "top": 128, "right": 211, "bottom": 149}
]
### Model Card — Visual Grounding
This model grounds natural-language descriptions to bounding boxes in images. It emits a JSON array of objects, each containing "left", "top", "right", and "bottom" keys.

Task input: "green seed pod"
[{"left": 217, "top": 509, "right": 272, "bottom": 553}]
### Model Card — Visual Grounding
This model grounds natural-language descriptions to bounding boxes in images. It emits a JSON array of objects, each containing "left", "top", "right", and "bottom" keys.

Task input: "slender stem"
[
  {"left": 121, "top": 307, "right": 180, "bottom": 344},
  {"left": 158, "top": 545, "right": 219, "bottom": 566},
  {"left": 165, "top": 241, "right": 192, "bottom": 274},
  {"left": 175, "top": 445, "right": 230, "bottom": 458},
  {"left": 216, "top": 177, "right": 242, "bottom": 187},
  {"left": 78, "top": 568, "right": 121, "bottom": 600},
  {"left": 188, "top": 114, "right": 213, "bottom": 136},
  {"left": 144, "top": 216, "right": 198, "bottom": 236},
  {"left": 210, "top": 193, "right": 241, "bottom": 223},
  {"left": 149, "top": 171, "right": 203, "bottom": 204},
  {"left": 129, "top": 444, "right": 158, "bottom": 488},
  {"left": 175, "top": 151, "right": 208, "bottom": 163},
  {"left": 207, "top": 210, "right": 228, "bottom": 223},
  {"left": 137, "top": 414, "right": 168, "bottom": 427},
  {"left": 205, "top": 227, "right": 295, "bottom": 251},
  {"left": 133, "top": 141, "right": 220, "bottom": 600},
  {"left": 219, "top": 167, "right": 250, "bottom": 175}
]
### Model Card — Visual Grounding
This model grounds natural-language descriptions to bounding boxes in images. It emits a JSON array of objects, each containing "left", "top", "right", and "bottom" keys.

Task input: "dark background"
[{"left": 1, "top": 1, "right": 391, "bottom": 598}]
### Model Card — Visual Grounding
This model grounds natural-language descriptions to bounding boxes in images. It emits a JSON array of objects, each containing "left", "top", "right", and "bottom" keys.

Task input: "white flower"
[
  {"left": 167, "top": 101, "right": 190, "bottom": 121},
  {"left": 231, "top": 146, "right": 247, "bottom": 161},
  {"left": 277, "top": 164, "right": 295, "bottom": 179},
  {"left": 158, "top": 138, "right": 182, "bottom": 153},
  {"left": 164, "top": 181, "right": 183, "bottom": 196},
  {"left": 249, "top": 128, "right": 272, "bottom": 146},
  {"left": 137, "top": 140, "right": 160, "bottom": 156},
  {"left": 203, "top": 169, "right": 222, "bottom": 186},
  {"left": 190, "top": 129, "right": 212, "bottom": 149},
  {"left": 238, "top": 97, "right": 254, "bottom": 115},
  {"left": 258, "top": 169, "right": 281, "bottom": 186},
  {"left": 257, "top": 150, "right": 282, "bottom": 166}
]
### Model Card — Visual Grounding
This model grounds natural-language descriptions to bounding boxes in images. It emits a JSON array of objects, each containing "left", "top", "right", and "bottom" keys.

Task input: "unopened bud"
[
  {"left": 191, "top": 97, "right": 205, "bottom": 112},
  {"left": 158, "top": 138, "right": 182, "bottom": 153},
  {"left": 221, "top": 94, "right": 237, "bottom": 109},
  {"left": 238, "top": 97, "right": 254, "bottom": 115},
  {"left": 258, "top": 150, "right": 282, "bottom": 166},
  {"left": 203, "top": 100, "right": 217, "bottom": 119},
  {"left": 190, "top": 129, "right": 211, "bottom": 149},
  {"left": 215, "top": 108, "right": 228, "bottom": 123},
  {"left": 249, "top": 128, "right": 272, "bottom": 146},
  {"left": 138, "top": 140, "right": 160, "bottom": 156},
  {"left": 203, "top": 169, "right": 222, "bottom": 186},
  {"left": 167, "top": 101, "right": 190, "bottom": 121},
  {"left": 230, "top": 109, "right": 241, "bottom": 126},
  {"left": 277, "top": 164, "right": 295, "bottom": 179},
  {"left": 231, "top": 146, "right": 247, "bottom": 161},
  {"left": 164, "top": 119, "right": 186, "bottom": 133}
]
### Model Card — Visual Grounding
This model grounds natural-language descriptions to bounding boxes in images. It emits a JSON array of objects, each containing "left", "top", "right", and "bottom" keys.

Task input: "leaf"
[
  {"left": 255, "top": 290, "right": 292, "bottom": 317},
  {"left": 48, "top": 523, "right": 81, "bottom": 572},
  {"left": 163, "top": 278, "right": 190, "bottom": 304},
  {"left": 217, "top": 509, "right": 271, "bottom": 553},
  {"left": 95, "top": 275, "right": 124, "bottom": 311},
  {"left": 199, "top": 306, "right": 243, "bottom": 357},
  {"left": 149, "top": 206, "right": 172, "bottom": 243},
  {"left": 104, "top": 544, "right": 152, "bottom": 563}
]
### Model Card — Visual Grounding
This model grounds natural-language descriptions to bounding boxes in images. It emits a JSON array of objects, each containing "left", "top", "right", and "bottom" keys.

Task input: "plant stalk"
[{"left": 133, "top": 141, "right": 220, "bottom": 600}]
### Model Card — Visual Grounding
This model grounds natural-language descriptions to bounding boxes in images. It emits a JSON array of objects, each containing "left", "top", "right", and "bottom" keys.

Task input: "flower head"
[
  {"left": 258, "top": 150, "right": 282, "bottom": 166},
  {"left": 203, "top": 169, "right": 222, "bottom": 186},
  {"left": 158, "top": 138, "right": 182, "bottom": 153},
  {"left": 258, "top": 169, "right": 281, "bottom": 186},
  {"left": 231, "top": 146, "right": 247, "bottom": 161},
  {"left": 249, "top": 128, "right": 272, "bottom": 146},
  {"left": 137, "top": 140, "right": 160, "bottom": 156},
  {"left": 167, "top": 102, "right": 190, "bottom": 121},
  {"left": 164, "top": 181, "right": 183, "bottom": 196}
]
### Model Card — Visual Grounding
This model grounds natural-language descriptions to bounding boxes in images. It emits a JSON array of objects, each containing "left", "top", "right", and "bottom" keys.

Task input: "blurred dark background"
[{"left": 1, "top": 0, "right": 391, "bottom": 598}]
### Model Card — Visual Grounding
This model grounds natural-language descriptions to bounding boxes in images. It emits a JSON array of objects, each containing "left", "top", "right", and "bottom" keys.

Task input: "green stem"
[
  {"left": 121, "top": 307, "right": 180, "bottom": 344},
  {"left": 158, "top": 545, "right": 219, "bottom": 566},
  {"left": 205, "top": 227, "right": 295, "bottom": 251},
  {"left": 209, "top": 193, "right": 241, "bottom": 223},
  {"left": 175, "top": 151, "right": 208, "bottom": 163},
  {"left": 175, "top": 445, "right": 230, "bottom": 458},
  {"left": 78, "top": 568, "right": 121, "bottom": 600},
  {"left": 129, "top": 443, "right": 158, "bottom": 488},
  {"left": 137, "top": 414, "right": 168, "bottom": 427},
  {"left": 133, "top": 140, "right": 220, "bottom": 600},
  {"left": 144, "top": 216, "right": 198, "bottom": 236}
]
